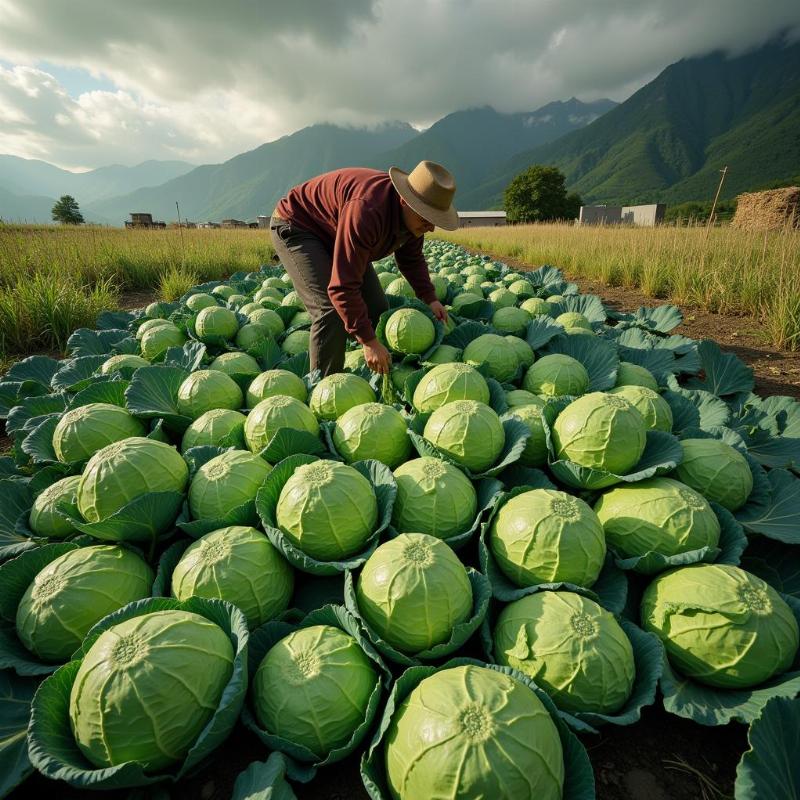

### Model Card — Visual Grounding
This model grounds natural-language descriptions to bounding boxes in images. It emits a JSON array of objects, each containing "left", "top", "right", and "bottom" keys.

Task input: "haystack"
[{"left": 731, "top": 187, "right": 800, "bottom": 231}]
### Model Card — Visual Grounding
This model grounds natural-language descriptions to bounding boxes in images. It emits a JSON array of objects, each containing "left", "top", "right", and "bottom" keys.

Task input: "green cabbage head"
[
  {"left": 608, "top": 385, "right": 673, "bottom": 432},
  {"left": 356, "top": 533, "right": 472, "bottom": 653},
  {"left": 180, "top": 408, "right": 247, "bottom": 452},
  {"left": 412, "top": 363, "right": 490, "bottom": 413},
  {"left": 188, "top": 450, "right": 271, "bottom": 520},
  {"left": 28, "top": 475, "right": 81, "bottom": 538},
  {"left": 490, "top": 489, "right": 606, "bottom": 588},
  {"left": 391, "top": 457, "right": 477, "bottom": 540},
  {"left": 463, "top": 334, "right": 519, "bottom": 382},
  {"left": 244, "top": 395, "right": 319, "bottom": 452},
  {"left": 614, "top": 361, "right": 658, "bottom": 391},
  {"left": 494, "top": 591, "right": 635, "bottom": 714},
  {"left": 176, "top": 370, "right": 243, "bottom": 420},
  {"left": 53, "top": 403, "right": 146, "bottom": 464},
  {"left": 594, "top": 477, "right": 721, "bottom": 561},
  {"left": 332, "top": 402, "right": 411, "bottom": 468},
  {"left": 641, "top": 564, "right": 799, "bottom": 688},
  {"left": 309, "top": 373, "right": 375, "bottom": 421},
  {"left": 385, "top": 308, "right": 436, "bottom": 355},
  {"left": 252, "top": 624, "right": 378, "bottom": 758},
  {"left": 423, "top": 400, "right": 505, "bottom": 473},
  {"left": 673, "top": 438, "right": 753, "bottom": 511},
  {"left": 171, "top": 526, "right": 293, "bottom": 629},
  {"left": 552, "top": 392, "right": 647, "bottom": 474},
  {"left": 245, "top": 370, "right": 307, "bottom": 408},
  {"left": 523, "top": 353, "right": 589, "bottom": 397},
  {"left": 69, "top": 609, "right": 234, "bottom": 770},
  {"left": 16, "top": 545, "right": 153, "bottom": 662},
  {"left": 276, "top": 460, "right": 378, "bottom": 560},
  {"left": 385, "top": 664, "right": 564, "bottom": 800}
]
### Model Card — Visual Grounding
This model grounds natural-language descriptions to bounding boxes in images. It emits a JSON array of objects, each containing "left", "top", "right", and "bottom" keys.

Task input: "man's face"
[{"left": 401, "top": 199, "right": 436, "bottom": 237}]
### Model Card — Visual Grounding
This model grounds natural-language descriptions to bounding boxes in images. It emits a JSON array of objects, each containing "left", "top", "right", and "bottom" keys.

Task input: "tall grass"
[
  {"left": 439, "top": 222, "right": 800, "bottom": 349},
  {"left": 0, "top": 224, "right": 275, "bottom": 357}
]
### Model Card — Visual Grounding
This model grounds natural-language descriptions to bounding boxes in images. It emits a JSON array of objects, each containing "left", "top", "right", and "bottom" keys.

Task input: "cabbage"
[
  {"left": 673, "top": 438, "right": 754, "bottom": 511},
  {"left": 431, "top": 275, "right": 448, "bottom": 300},
  {"left": 77, "top": 438, "right": 189, "bottom": 523},
  {"left": 185, "top": 292, "right": 217, "bottom": 312},
  {"left": 421, "top": 344, "right": 461, "bottom": 366},
  {"left": 641, "top": 564, "right": 799, "bottom": 688},
  {"left": 176, "top": 370, "right": 243, "bottom": 419},
  {"left": 244, "top": 395, "right": 319, "bottom": 452},
  {"left": 212, "top": 285, "right": 236, "bottom": 299},
  {"left": 552, "top": 392, "right": 647, "bottom": 474},
  {"left": 356, "top": 533, "right": 472, "bottom": 652},
  {"left": 385, "top": 277, "right": 415, "bottom": 298},
  {"left": 521, "top": 297, "right": 552, "bottom": 316},
  {"left": 28, "top": 475, "right": 82, "bottom": 538},
  {"left": 332, "top": 402, "right": 411, "bottom": 468},
  {"left": 503, "top": 403, "right": 548, "bottom": 467},
  {"left": 505, "top": 389, "right": 541, "bottom": 408},
  {"left": 390, "top": 363, "right": 417, "bottom": 393},
  {"left": 451, "top": 292, "right": 484, "bottom": 313},
  {"left": 555, "top": 311, "right": 592, "bottom": 331},
  {"left": 423, "top": 400, "right": 504, "bottom": 473},
  {"left": 246, "top": 369, "right": 308, "bottom": 407},
  {"left": 463, "top": 334, "right": 519, "bottom": 382},
  {"left": 282, "top": 290, "right": 305, "bottom": 309},
  {"left": 494, "top": 591, "right": 635, "bottom": 714},
  {"left": 52, "top": 403, "right": 146, "bottom": 463},
  {"left": 195, "top": 306, "right": 239, "bottom": 341},
  {"left": 171, "top": 526, "right": 293, "bottom": 628},
  {"left": 384, "top": 309, "right": 436, "bottom": 355},
  {"left": 504, "top": 335, "right": 535, "bottom": 367},
  {"left": 291, "top": 310, "right": 312, "bottom": 327},
  {"left": 608, "top": 385, "right": 673, "bottom": 432},
  {"left": 136, "top": 318, "right": 172, "bottom": 340},
  {"left": 385, "top": 665, "right": 564, "bottom": 800},
  {"left": 523, "top": 353, "right": 589, "bottom": 397},
  {"left": 594, "top": 477, "right": 721, "bottom": 561},
  {"left": 508, "top": 279, "right": 535, "bottom": 296},
  {"left": 16, "top": 545, "right": 153, "bottom": 662},
  {"left": 615, "top": 361, "right": 659, "bottom": 391},
  {"left": 412, "top": 363, "right": 490, "bottom": 413},
  {"left": 488, "top": 287, "right": 517, "bottom": 308},
  {"left": 248, "top": 308, "right": 285, "bottom": 337},
  {"left": 275, "top": 460, "right": 378, "bottom": 560},
  {"left": 180, "top": 408, "right": 247, "bottom": 452},
  {"left": 309, "top": 373, "right": 376, "bottom": 421},
  {"left": 188, "top": 450, "right": 271, "bottom": 520},
  {"left": 281, "top": 330, "right": 310, "bottom": 355},
  {"left": 391, "top": 457, "right": 478, "bottom": 540},
  {"left": 99, "top": 354, "right": 149, "bottom": 377},
  {"left": 344, "top": 348, "right": 367, "bottom": 370},
  {"left": 140, "top": 324, "right": 185, "bottom": 361},
  {"left": 491, "top": 307, "right": 531, "bottom": 337},
  {"left": 490, "top": 489, "right": 606, "bottom": 587},
  {"left": 209, "top": 352, "right": 261, "bottom": 380},
  {"left": 69, "top": 610, "right": 234, "bottom": 770},
  {"left": 252, "top": 625, "right": 378, "bottom": 758}
]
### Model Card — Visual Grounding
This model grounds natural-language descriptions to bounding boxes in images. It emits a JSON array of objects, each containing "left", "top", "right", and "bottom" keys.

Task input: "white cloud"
[{"left": 0, "top": 0, "right": 797, "bottom": 168}]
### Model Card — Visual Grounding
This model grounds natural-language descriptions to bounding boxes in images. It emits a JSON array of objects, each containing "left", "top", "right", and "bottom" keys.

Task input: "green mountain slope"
[
  {"left": 460, "top": 40, "right": 800, "bottom": 209},
  {"left": 0, "top": 184, "right": 112, "bottom": 225}
]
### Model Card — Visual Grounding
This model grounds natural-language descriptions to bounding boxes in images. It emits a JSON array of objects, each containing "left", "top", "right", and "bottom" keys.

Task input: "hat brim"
[{"left": 389, "top": 166, "right": 460, "bottom": 231}]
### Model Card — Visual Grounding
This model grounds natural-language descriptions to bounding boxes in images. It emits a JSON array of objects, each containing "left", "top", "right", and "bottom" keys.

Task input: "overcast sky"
[{"left": 0, "top": 0, "right": 798, "bottom": 171}]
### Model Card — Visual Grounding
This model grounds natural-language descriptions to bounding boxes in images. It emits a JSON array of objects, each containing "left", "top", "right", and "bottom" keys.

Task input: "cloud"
[{"left": 0, "top": 0, "right": 798, "bottom": 168}]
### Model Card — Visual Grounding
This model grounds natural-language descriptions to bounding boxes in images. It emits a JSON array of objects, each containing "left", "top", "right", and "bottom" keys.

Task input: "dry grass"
[
  {"left": 0, "top": 224, "right": 274, "bottom": 357},
  {"left": 439, "top": 222, "right": 800, "bottom": 349}
]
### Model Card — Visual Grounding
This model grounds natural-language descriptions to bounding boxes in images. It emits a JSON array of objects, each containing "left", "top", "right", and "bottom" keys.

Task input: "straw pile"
[{"left": 731, "top": 187, "right": 800, "bottom": 231}]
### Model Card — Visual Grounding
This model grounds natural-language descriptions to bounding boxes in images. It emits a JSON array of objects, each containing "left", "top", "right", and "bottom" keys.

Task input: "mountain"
[
  {"left": 0, "top": 184, "right": 112, "bottom": 224},
  {"left": 460, "top": 39, "right": 800, "bottom": 208},
  {"left": 0, "top": 156, "right": 196, "bottom": 208},
  {"left": 85, "top": 101, "right": 613, "bottom": 224},
  {"left": 368, "top": 99, "right": 616, "bottom": 194},
  {"left": 87, "top": 122, "right": 419, "bottom": 224}
]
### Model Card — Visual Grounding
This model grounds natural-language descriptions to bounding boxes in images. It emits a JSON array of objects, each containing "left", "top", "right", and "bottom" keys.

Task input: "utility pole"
[{"left": 706, "top": 166, "right": 728, "bottom": 236}]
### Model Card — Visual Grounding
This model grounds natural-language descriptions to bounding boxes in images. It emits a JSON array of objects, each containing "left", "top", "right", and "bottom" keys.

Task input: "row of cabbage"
[{"left": 0, "top": 239, "right": 799, "bottom": 799}]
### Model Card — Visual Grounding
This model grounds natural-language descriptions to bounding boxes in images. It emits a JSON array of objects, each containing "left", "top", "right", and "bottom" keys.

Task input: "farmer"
[{"left": 269, "top": 161, "right": 458, "bottom": 375}]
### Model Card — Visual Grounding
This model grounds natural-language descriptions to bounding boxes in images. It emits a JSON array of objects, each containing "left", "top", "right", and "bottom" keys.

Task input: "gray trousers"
[{"left": 269, "top": 217, "right": 388, "bottom": 376}]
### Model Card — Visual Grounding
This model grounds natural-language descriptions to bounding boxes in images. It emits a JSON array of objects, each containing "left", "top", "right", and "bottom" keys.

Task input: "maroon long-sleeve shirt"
[{"left": 274, "top": 168, "right": 437, "bottom": 343}]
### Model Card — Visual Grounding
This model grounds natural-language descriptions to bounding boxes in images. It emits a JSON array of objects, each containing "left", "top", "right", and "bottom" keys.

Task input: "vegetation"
[
  {"left": 503, "top": 166, "right": 580, "bottom": 223},
  {"left": 0, "top": 224, "right": 274, "bottom": 359},
  {"left": 51, "top": 195, "right": 84, "bottom": 225},
  {"left": 440, "top": 222, "right": 800, "bottom": 349}
]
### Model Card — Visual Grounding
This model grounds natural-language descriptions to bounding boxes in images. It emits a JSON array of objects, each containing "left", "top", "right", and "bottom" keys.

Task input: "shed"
[{"left": 457, "top": 211, "right": 506, "bottom": 227}]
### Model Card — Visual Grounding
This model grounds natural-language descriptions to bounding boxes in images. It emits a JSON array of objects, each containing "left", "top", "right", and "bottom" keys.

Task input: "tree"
[
  {"left": 503, "top": 166, "right": 581, "bottom": 223},
  {"left": 51, "top": 195, "right": 84, "bottom": 225}
]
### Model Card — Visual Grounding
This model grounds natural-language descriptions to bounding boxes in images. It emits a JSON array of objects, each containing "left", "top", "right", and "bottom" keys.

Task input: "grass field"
[
  {"left": 0, "top": 225, "right": 274, "bottom": 358},
  {"left": 440, "top": 222, "right": 800, "bottom": 350}
]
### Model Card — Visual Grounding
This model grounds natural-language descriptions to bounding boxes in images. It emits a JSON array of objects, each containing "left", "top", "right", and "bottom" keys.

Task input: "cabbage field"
[{"left": 1, "top": 240, "right": 799, "bottom": 799}]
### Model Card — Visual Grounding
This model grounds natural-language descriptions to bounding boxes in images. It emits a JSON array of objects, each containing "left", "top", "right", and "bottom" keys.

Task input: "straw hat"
[{"left": 389, "top": 160, "right": 459, "bottom": 231}]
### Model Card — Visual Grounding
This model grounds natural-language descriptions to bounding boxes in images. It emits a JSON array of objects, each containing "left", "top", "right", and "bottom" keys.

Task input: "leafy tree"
[
  {"left": 51, "top": 195, "right": 84, "bottom": 225},
  {"left": 503, "top": 166, "right": 581, "bottom": 223}
]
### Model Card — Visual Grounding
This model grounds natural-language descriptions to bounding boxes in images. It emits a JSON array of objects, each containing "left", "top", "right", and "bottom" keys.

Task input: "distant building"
[
  {"left": 245, "top": 219, "right": 260, "bottom": 229},
  {"left": 457, "top": 211, "right": 506, "bottom": 227},
  {"left": 221, "top": 218, "right": 248, "bottom": 228},
  {"left": 257, "top": 215, "right": 270, "bottom": 229},
  {"left": 197, "top": 221, "right": 220, "bottom": 229},
  {"left": 168, "top": 221, "right": 196, "bottom": 229},
  {"left": 124, "top": 212, "right": 166, "bottom": 229},
  {"left": 578, "top": 204, "right": 666, "bottom": 226}
]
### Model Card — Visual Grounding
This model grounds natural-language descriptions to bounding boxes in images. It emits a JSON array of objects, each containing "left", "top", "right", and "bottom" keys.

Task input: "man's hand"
[
  {"left": 363, "top": 338, "right": 392, "bottom": 374},
  {"left": 429, "top": 300, "right": 449, "bottom": 324}
]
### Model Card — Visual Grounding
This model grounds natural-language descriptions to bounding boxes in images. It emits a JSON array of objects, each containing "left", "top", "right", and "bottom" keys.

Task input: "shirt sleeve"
[
  {"left": 395, "top": 235, "right": 437, "bottom": 304},
  {"left": 328, "top": 199, "right": 379, "bottom": 344}
]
